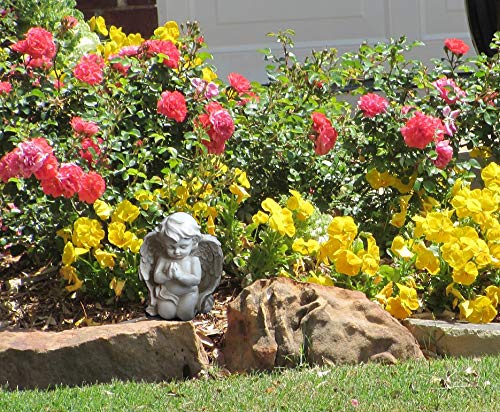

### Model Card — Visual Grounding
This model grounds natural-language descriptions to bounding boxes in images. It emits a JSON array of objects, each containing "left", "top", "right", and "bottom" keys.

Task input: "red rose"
[
  {"left": 40, "top": 175, "right": 63, "bottom": 198},
  {"left": 34, "top": 153, "right": 58, "bottom": 180},
  {"left": 58, "top": 163, "right": 84, "bottom": 198},
  {"left": 157, "top": 90, "right": 187, "bottom": 122},
  {"left": 311, "top": 112, "right": 332, "bottom": 132},
  {"left": 143, "top": 39, "right": 180, "bottom": 69},
  {"left": 79, "top": 137, "right": 103, "bottom": 165},
  {"left": 228, "top": 72, "right": 251, "bottom": 94},
  {"left": 358, "top": 93, "right": 389, "bottom": 118},
  {"left": 78, "top": 172, "right": 106, "bottom": 204},
  {"left": 314, "top": 126, "right": 338, "bottom": 156},
  {"left": 0, "top": 149, "right": 21, "bottom": 183},
  {"left": 401, "top": 111, "right": 445, "bottom": 149},
  {"left": 73, "top": 54, "right": 105, "bottom": 85},
  {"left": 434, "top": 140, "right": 453, "bottom": 169},
  {"left": 0, "top": 81, "right": 12, "bottom": 94},
  {"left": 432, "top": 77, "right": 466, "bottom": 105},
  {"left": 11, "top": 27, "right": 56, "bottom": 59},
  {"left": 70, "top": 116, "right": 99, "bottom": 137},
  {"left": 310, "top": 112, "right": 337, "bottom": 155},
  {"left": 444, "top": 38, "right": 469, "bottom": 55}
]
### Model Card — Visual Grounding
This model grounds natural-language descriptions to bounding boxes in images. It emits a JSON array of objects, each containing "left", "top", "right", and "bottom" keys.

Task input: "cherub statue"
[{"left": 139, "top": 212, "right": 222, "bottom": 321}]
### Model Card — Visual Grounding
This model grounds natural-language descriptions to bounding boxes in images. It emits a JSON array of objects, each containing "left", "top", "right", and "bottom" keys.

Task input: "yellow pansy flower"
[
  {"left": 333, "top": 249, "right": 363, "bottom": 276},
  {"left": 112, "top": 200, "right": 140, "bottom": 224},
  {"left": 391, "top": 236, "right": 413, "bottom": 260},
  {"left": 413, "top": 242, "right": 440, "bottom": 275},
  {"left": 422, "top": 211, "right": 454, "bottom": 243},
  {"left": 446, "top": 282, "right": 465, "bottom": 303},
  {"left": 287, "top": 190, "right": 314, "bottom": 220},
  {"left": 207, "top": 215, "right": 216, "bottom": 236},
  {"left": 94, "top": 199, "right": 113, "bottom": 220},
  {"left": 421, "top": 196, "right": 440, "bottom": 213},
  {"left": 229, "top": 183, "right": 250, "bottom": 204},
  {"left": 385, "top": 296, "right": 412, "bottom": 319},
  {"left": 89, "top": 16, "right": 108, "bottom": 36},
  {"left": 292, "top": 238, "right": 320, "bottom": 255},
  {"left": 109, "top": 277, "right": 126, "bottom": 297},
  {"left": 109, "top": 26, "right": 127, "bottom": 47},
  {"left": 306, "top": 273, "right": 334, "bottom": 287},
  {"left": 459, "top": 296, "right": 498, "bottom": 323},
  {"left": 375, "top": 281, "right": 393, "bottom": 305},
  {"left": 128, "top": 234, "right": 143, "bottom": 254},
  {"left": 108, "top": 222, "right": 134, "bottom": 249},
  {"left": 481, "top": 161, "right": 500, "bottom": 189},
  {"left": 327, "top": 216, "right": 358, "bottom": 246},
  {"left": 154, "top": 21, "right": 180, "bottom": 42},
  {"left": 94, "top": 248, "right": 116, "bottom": 269},
  {"left": 452, "top": 262, "right": 478, "bottom": 286},
  {"left": 127, "top": 32, "right": 144, "bottom": 46},
  {"left": 485, "top": 285, "right": 500, "bottom": 306},
  {"left": 62, "top": 241, "right": 88, "bottom": 266},
  {"left": 261, "top": 198, "right": 282, "bottom": 214},
  {"left": 202, "top": 67, "right": 217, "bottom": 82},
  {"left": 60, "top": 265, "right": 83, "bottom": 292},
  {"left": 268, "top": 208, "right": 296, "bottom": 237},
  {"left": 234, "top": 168, "right": 251, "bottom": 188},
  {"left": 390, "top": 194, "right": 412, "bottom": 228},
  {"left": 365, "top": 168, "right": 395, "bottom": 190},
  {"left": 397, "top": 283, "right": 419, "bottom": 312},
  {"left": 72, "top": 217, "right": 105, "bottom": 249},
  {"left": 252, "top": 211, "right": 269, "bottom": 225}
]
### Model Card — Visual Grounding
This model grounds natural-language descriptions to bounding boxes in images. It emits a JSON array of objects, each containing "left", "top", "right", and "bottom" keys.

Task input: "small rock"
[
  {"left": 0, "top": 320, "right": 208, "bottom": 389},
  {"left": 223, "top": 277, "right": 423, "bottom": 371}
]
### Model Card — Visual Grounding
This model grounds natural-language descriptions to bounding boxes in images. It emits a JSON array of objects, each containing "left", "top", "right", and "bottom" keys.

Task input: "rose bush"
[{"left": 1, "top": 1, "right": 499, "bottom": 323}]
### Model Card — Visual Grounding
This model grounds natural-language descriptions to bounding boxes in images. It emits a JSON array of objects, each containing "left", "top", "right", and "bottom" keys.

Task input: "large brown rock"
[
  {"left": 223, "top": 277, "right": 424, "bottom": 371},
  {"left": 0, "top": 319, "right": 208, "bottom": 389}
]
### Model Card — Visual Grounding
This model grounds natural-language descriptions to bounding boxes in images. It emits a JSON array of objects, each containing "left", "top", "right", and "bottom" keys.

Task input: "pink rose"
[
  {"left": 401, "top": 111, "right": 445, "bottom": 149},
  {"left": 358, "top": 93, "right": 389, "bottom": 118},
  {"left": 0, "top": 81, "right": 12, "bottom": 94},
  {"left": 17, "top": 137, "right": 53, "bottom": 178},
  {"left": 228, "top": 72, "right": 251, "bottom": 94},
  {"left": 79, "top": 137, "right": 103, "bottom": 165},
  {"left": 70, "top": 116, "right": 99, "bottom": 137},
  {"left": 433, "top": 77, "right": 465, "bottom": 105},
  {"left": 34, "top": 153, "right": 58, "bottom": 181},
  {"left": 197, "top": 102, "right": 235, "bottom": 154},
  {"left": 73, "top": 54, "right": 105, "bottom": 85},
  {"left": 434, "top": 140, "right": 453, "bottom": 169},
  {"left": 11, "top": 27, "right": 56, "bottom": 59},
  {"left": 157, "top": 90, "right": 187, "bottom": 122}
]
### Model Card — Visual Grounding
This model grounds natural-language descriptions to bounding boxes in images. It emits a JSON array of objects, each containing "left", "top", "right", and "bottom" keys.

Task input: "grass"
[{"left": 0, "top": 356, "right": 498, "bottom": 412}]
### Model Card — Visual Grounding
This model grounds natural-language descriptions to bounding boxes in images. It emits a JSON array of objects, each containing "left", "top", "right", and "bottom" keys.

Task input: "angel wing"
[
  {"left": 138, "top": 225, "right": 166, "bottom": 315},
  {"left": 194, "top": 234, "right": 223, "bottom": 314}
]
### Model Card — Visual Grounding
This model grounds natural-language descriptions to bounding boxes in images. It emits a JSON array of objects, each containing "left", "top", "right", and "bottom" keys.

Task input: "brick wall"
[{"left": 76, "top": 0, "right": 158, "bottom": 37}]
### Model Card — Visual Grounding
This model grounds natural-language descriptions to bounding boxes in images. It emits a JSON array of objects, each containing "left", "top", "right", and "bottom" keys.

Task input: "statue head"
[{"left": 160, "top": 212, "right": 201, "bottom": 258}]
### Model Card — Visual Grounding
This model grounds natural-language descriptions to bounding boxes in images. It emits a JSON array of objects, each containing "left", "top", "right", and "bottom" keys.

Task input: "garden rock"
[
  {"left": 404, "top": 318, "right": 500, "bottom": 357},
  {"left": 0, "top": 319, "right": 208, "bottom": 389},
  {"left": 223, "top": 277, "right": 424, "bottom": 371}
]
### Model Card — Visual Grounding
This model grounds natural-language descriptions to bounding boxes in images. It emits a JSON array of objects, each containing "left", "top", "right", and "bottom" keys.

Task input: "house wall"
[{"left": 157, "top": 0, "right": 473, "bottom": 82}]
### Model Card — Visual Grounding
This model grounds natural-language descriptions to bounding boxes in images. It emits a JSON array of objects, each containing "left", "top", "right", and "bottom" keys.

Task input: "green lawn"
[{"left": 1, "top": 356, "right": 498, "bottom": 411}]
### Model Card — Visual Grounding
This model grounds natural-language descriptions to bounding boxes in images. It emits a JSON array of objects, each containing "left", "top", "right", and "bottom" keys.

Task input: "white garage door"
[{"left": 158, "top": 0, "right": 473, "bottom": 83}]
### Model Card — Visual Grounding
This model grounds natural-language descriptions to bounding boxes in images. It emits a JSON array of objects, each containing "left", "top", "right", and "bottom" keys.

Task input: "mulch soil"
[{"left": 0, "top": 252, "right": 241, "bottom": 362}]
